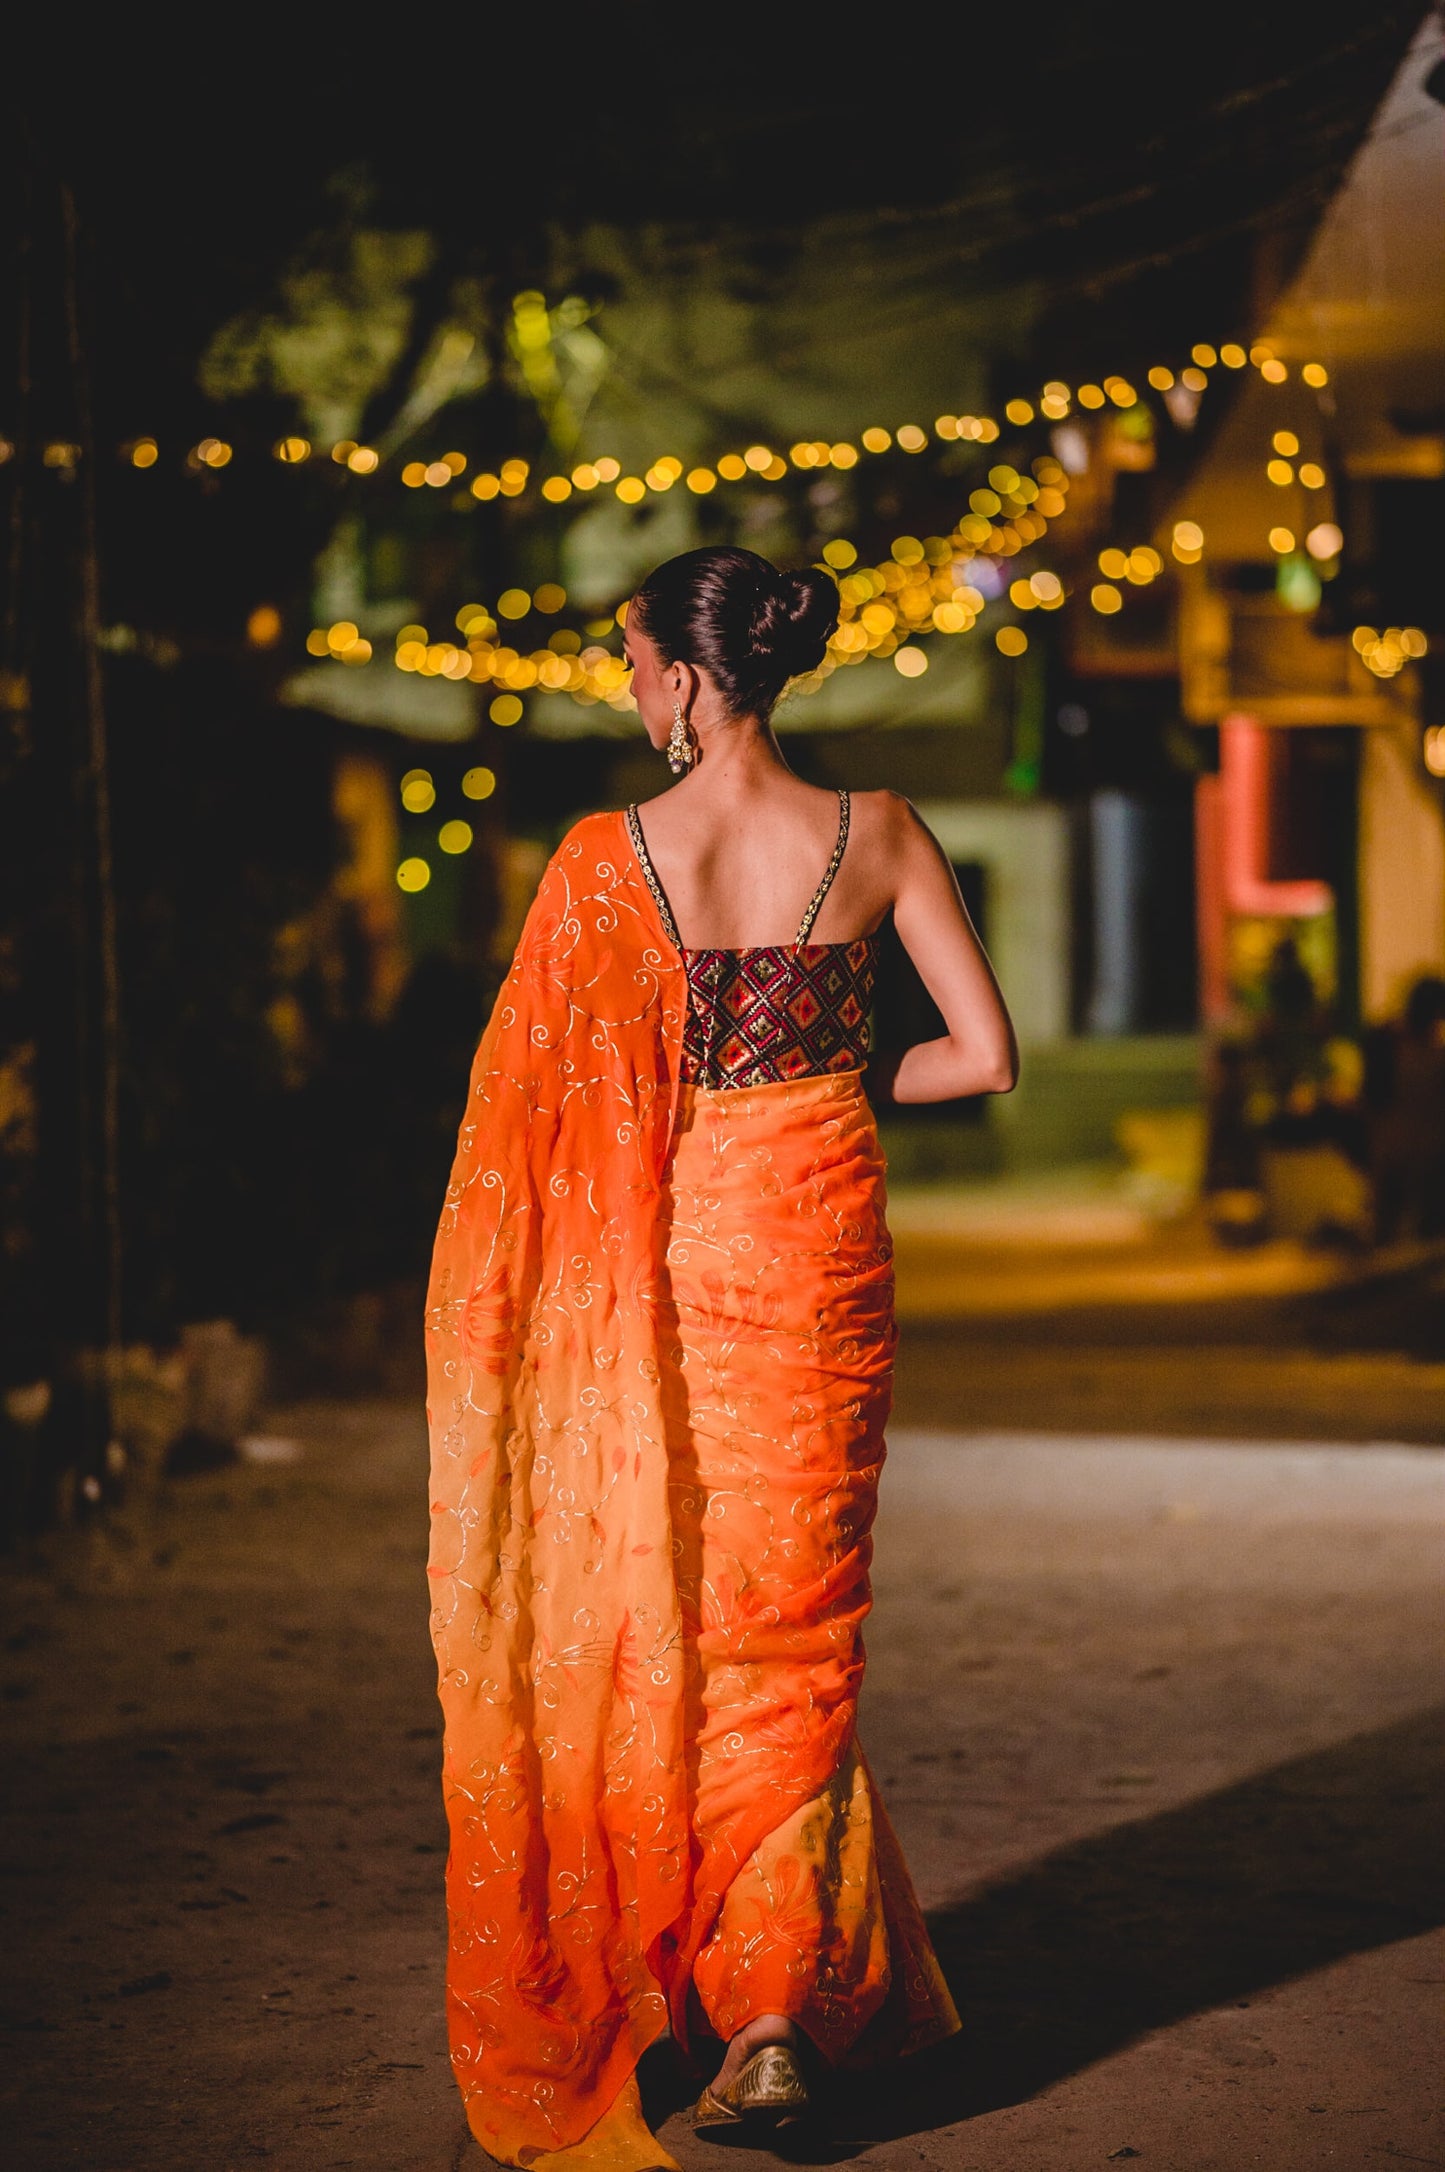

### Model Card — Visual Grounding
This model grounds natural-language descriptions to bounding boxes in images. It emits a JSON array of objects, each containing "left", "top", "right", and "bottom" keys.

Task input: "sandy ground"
[{"left": 3, "top": 1391, "right": 1442, "bottom": 2172}]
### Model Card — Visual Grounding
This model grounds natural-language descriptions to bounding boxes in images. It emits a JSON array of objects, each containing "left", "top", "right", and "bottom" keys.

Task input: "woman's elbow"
[{"left": 978, "top": 1051, "right": 1019, "bottom": 1095}]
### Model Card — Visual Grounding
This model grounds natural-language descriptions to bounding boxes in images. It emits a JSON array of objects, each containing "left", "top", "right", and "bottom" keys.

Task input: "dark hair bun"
[
  {"left": 631, "top": 546, "right": 839, "bottom": 720},
  {"left": 749, "top": 567, "right": 838, "bottom": 679}
]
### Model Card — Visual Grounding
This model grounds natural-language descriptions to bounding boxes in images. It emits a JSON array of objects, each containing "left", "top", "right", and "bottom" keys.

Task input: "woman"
[{"left": 426, "top": 545, "right": 1016, "bottom": 2170}]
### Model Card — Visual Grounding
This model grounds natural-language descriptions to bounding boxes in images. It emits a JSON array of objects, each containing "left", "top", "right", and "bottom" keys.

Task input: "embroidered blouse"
[{"left": 626, "top": 790, "right": 878, "bottom": 1089}]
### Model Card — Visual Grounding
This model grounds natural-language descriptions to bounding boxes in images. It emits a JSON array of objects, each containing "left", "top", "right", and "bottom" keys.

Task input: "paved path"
[{"left": 4, "top": 1401, "right": 1443, "bottom": 2171}]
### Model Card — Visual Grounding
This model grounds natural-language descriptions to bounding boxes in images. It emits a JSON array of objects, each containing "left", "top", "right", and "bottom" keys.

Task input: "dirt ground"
[{"left": 3, "top": 1383, "right": 1443, "bottom": 2172}]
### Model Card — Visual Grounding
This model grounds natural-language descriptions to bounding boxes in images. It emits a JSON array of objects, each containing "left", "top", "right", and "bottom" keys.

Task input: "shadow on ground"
[{"left": 638, "top": 1705, "right": 1445, "bottom": 2156}]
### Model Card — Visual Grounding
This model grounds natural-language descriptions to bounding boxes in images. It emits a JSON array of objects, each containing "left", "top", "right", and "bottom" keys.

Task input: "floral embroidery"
[{"left": 426, "top": 812, "right": 957, "bottom": 2171}]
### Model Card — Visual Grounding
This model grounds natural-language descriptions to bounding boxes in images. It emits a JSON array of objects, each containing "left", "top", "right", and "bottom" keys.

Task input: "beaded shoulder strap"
[
  {"left": 625, "top": 803, "right": 682, "bottom": 950},
  {"left": 793, "top": 790, "right": 851, "bottom": 946}
]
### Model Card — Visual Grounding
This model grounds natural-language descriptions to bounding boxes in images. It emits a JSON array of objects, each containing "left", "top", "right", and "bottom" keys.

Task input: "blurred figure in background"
[{"left": 1365, "top": 975, "right": 1445, "bottom": 1242}]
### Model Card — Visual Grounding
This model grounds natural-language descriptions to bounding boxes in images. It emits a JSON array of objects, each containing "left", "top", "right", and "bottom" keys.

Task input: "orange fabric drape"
[{"left": 426, "top": 812, "right": 956, "bottom": 2168}]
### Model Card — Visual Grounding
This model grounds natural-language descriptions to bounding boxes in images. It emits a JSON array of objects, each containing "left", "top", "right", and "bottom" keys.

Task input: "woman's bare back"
[{"left": 632, "top": 777, "right": 897, "bottom": 949}]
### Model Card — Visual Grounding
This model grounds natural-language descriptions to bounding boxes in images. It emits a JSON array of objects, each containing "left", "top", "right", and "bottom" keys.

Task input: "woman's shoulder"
[
  {"left": 549, "top": 807, "right": 629, "bottom": 860},
  {"left": 847, "top": 787, "right": 928, "bottom": 842}
]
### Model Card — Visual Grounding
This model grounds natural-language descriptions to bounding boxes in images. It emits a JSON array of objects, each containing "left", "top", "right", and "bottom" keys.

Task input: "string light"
[
  {"left": 97, "top": 336, "right": 1334, "bottom": 513},
  {"left": 1353, "top": 625, "right": 1427, "bottom": 680}
]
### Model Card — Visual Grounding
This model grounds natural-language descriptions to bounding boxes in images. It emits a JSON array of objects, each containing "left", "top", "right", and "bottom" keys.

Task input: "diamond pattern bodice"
[
  {"left": 626, "top": 791, "right": 875, "bottom": 1089},
  {"left": 679, "top": 937, "right": 877, "bottom": 1087}
]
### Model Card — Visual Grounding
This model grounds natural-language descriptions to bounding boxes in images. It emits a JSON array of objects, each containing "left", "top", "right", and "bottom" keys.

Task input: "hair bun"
[
  {"left": 630, "top": 545, "right": 840, "bottom": 721},
  {"left": 749, "top": 566, "right": 838, "bottom": 678}
]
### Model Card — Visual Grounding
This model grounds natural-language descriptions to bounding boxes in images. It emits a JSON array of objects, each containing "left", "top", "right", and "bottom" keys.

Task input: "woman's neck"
[{"left": 685, "top": 714, "right": 793, "bottom": 795}]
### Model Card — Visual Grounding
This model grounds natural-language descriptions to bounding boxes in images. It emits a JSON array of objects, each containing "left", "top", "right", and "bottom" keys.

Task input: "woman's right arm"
[{"left": 873, "top": 794, "right": 1018, "bottom": 1105}]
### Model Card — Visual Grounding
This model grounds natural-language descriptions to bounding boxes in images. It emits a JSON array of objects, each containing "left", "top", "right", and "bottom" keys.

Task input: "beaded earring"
[{"left": 666, "top": 700, "right": 695, "bottom": 774}]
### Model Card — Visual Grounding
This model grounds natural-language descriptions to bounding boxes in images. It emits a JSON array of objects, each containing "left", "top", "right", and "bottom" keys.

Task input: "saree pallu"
[{"left": 426, "top": 812, "right": 957, "bottom": 2169}]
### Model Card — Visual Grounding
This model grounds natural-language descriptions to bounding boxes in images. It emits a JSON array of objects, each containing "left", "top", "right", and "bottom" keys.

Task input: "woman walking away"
[{"left": 425, "top": 544, "right": 1017, "bottom": 2169}]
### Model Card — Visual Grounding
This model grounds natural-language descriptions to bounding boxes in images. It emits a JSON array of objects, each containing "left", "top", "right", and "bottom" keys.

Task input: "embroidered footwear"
[{"left": 692, "top": 2043, "right": 810, "bottom": 2129}]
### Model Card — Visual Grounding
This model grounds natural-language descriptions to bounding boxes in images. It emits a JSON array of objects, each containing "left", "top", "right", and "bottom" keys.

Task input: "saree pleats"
[
  {"left": 426, "top": 814, "right": 956, "bottom": 2170},
  {"left": 662, "top": 1078, "right": 958, "bottom": 2065}
]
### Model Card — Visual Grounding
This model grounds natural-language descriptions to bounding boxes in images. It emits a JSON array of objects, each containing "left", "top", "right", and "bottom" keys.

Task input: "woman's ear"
[{"left": 672, "top": 660, "right": 701, "bottom": 715}]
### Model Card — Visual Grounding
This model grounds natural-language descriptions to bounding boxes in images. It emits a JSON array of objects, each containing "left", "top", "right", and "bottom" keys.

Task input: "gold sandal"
[{"left": 693, "top": 2042, "right": 810, "bottom": 2130}]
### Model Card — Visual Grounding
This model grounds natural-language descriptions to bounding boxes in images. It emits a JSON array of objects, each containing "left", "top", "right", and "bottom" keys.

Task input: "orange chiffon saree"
[{"left": 425, "top": 813, "right": 957, "bottom": 2167}]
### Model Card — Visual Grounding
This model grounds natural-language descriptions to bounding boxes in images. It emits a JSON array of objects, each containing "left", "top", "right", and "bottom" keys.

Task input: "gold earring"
[{"left": 666, "top": 700, "right": 694, "bottom": 774}]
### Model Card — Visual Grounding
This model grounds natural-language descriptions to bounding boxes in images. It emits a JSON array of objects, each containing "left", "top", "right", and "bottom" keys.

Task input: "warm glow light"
[
  {"left": 438, "top": 820, "right": 473, "bottom": 855},
  {"left": 195, "top": 438, "right": 232, "bottom": 468},
  {"left": 305, "top": 629, "right": 330, "bottom": 657},
  {"left": 1220, "top": 344, "right": 1247, "bottom": 369},
  {"left": 1191, "top": 344, "right": 1217, "bottom": 368},
  {"left": 405, "top": 463, "right": 430, "bottom": 489},
  {"left": 1302, "top": 362, "right": 1329, "bottom": 387},
  {"left": 892, "top": 536, "right": 925, "bottom": 565},
  {"left": 347, "top": 446, "right": 379, "bottom": 473},
  {"left": 425, "top": 461, "right": 452, "bottom": 487},
  {"left": 1004, "top": 399, "right": 1034, "bottom": 426},
  {"left": 1268, "top": 526, "right": 1295, "bottom": 554},
  {"left": 246, "top": 604, "right": 282, "bottom": 648},
  {"left": 831, "top": 442, "right": 859, "bottom": 468},
  {"left": 541, "top": 476, "right": 572, "bottom": 501},
  {"left": 401, "top": 769, "right": 436, "bottom": 813},
  {"left": 893, "top": 646, "right": 928, "bottom": 677},
  {"left": 1299, "top": 462, "right": 1326, "bottom": 490},
  {"left": 331, "top": 441, "right": 358, "bottom": 465},
  {"left": 1147, "top": 366, "right": 1174, "bottom": 390},
  {"left": 1180, "top": 366, "right": 1209, "bottom": 392},
  {"left": 1306, "top": 523, "right": 1343, "bottom": 560},
  {"left": 1077, "top": 384, "right": 1105, "bottom": 409},
  {"left": 490, "top": 694, "right": 524, "bottom": 726},
  {"left": 497, "top": 589, "right": 531, "bottom": 619},
  {"left": 1425, "top": 726, "right": 1445, "bottom": 777},
  {"left": 130, "top": 437, "right": 160, "bottom": 467},
  {"left": 273, "top": 436, "right": 309, "bottom": 464},
  {"left": 686, "top": 467, "right": 717, "bottom": 493},
  {"left": 823, "top": 539, "right": 857, "bottom": 569},
  {"left": 743, "top": 445, "right": 773, "bottom": 472},
  {"left": 616, "top": 476, "right": 646, "bottom": 503},
  {"left": 533, "top": 583, "right": 566, "bottom": 614},
  {"left": 327, "top": 621, "right": 359, "bottom": 654},
  {"left": 1106, "top": 379, "right": 1137, "bottom": 407},
  {"left": 1272, "top": 431, "right": 1299, "bottom": 456},
  {"left": 396, "top": 858, "right": 431, "bottom": 893},
  {"left": 1260, "top": 359, "right": 1288, "bottom": 384},
  {"left": 1008, "top": 579, "right": 1039, "bottom": 611},
  {"left": 462, "top": 766, "right": 496, "bottom": 800},
  {"left": 1090, "top": 584, "right": 1123, "bottom": 615},
  {"left": 1098, "top": 547, "right": 1129, "bottom": 579},
  {"left": 995, "top": 626, "right": 1028, "bottom": 656},
  {"left": 935, "top": 415, "right": 960, "bottom": 441},
  {"left": 1173, "top": 520, "right": 1204, "bottom": 552},
  {"left": 572, "top": 464, "right": 599, "bottom": 490},
  {"left": 861, "top": 427, "right": 892, "bottom": 453},
  {"left": 1267, "top": 458, "right": 1294, "bottom": 485},
  {"left": 716, "top": 453, "right": 747, "bottom": 480}
]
